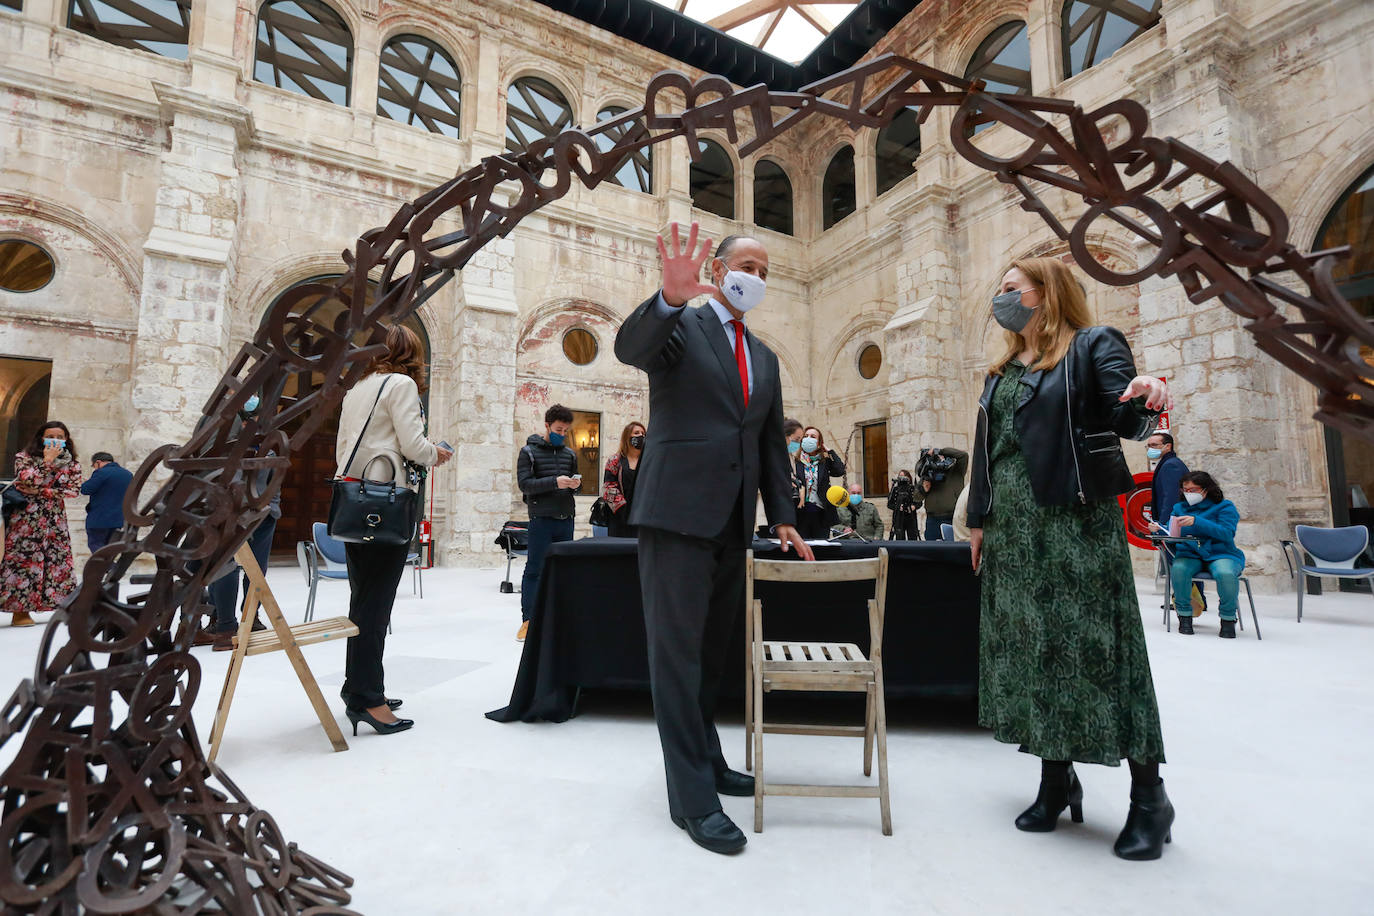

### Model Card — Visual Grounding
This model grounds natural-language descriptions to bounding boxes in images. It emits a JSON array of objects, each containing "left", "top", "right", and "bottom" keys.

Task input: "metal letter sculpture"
[{"left": 1, "top": 56, "right": 1365, "bottom": 912}]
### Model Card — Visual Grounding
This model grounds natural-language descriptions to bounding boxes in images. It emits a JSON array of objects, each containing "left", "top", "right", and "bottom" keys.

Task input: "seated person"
[
  {"left": 834, "top": 484, "right": 884, "bottom": 540},
  {"left": 1166, "top": 471, "right": 1245, "bottom": 639}
]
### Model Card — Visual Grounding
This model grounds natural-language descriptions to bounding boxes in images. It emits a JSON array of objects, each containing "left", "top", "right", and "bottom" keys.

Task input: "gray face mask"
[{"left": 992, "top": 289, "right": 1036, "bottom": 333}]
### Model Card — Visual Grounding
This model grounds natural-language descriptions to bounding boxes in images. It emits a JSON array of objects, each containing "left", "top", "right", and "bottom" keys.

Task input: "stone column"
[
  {"left": 444, "top": 235, "right": 519, "bottom": 565},
  {"left": 1025, "top": 0, "right": 1060, "bottom": 92},
  {"left": 128, "top": 85, "right": 251, "bottom": 461},
  {"left": 883, "top": 179, "right": 967, "bottom": 471},
  {"left": 1133, "top": 25, "right": 1290, "bottom": 590}
]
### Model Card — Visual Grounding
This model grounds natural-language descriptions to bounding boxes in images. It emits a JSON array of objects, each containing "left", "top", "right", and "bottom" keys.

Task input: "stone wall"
[{"left": 0, "top": 0, "right": 1370, "bottom": 580}]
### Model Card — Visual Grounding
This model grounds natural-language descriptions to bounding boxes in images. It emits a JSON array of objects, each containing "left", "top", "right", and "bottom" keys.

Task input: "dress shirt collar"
[{"left": 707, "top": 296, "right": 744, "bottom": 330}]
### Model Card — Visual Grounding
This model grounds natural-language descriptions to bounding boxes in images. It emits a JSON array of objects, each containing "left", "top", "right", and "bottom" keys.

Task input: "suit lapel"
[{"left": 697, "top": 306, "right": 746, "bottom": 416}]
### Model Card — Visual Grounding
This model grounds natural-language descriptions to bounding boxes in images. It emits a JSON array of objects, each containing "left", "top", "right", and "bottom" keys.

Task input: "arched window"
[
  {"left": 690, "top": 140, "right": 734, "bottom": 219},
  {"left": 822, "top": 146, "right": 856, "bottom": 230},
  {"left": 0, "top": 240, "right": 56, "bottom": 292},
  {"left": 1062, "top": 1, "right": 1162, "bottom": 78},
  {"left": 254, "top": 0, "right": 353, "bottom": 106},
  {"left": 753, "top": 160, "right": 793, "bottom": 236},
  {"left": 506, "top": 77, "right": 574, "bottom": 155},
  {"left": 261, "top": 276, "right": 429, "bottom": 555},
  {"left": 875, "top": 108, "right": 922, "bottom": 197},
  {"left": 377, "top": 35, "right": 461, "bottom": 138},
  {"left": 67, "top": 0, "right": 191, "bottom": 59},
  {"left": 1318, "top": 164, "right": 1374, "bottom": 315},
  {"left": 963, "top": 21, "right": 1031, "bottom": 136},
  {"left": 594, "top": 107, "right": 653, "bottom": 193},
  {"left": 2, "top": 0, "right": 20, "bottom": 11}
]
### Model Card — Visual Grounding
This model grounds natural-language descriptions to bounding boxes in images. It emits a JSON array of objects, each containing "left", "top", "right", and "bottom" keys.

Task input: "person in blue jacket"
[
  {"left": 1168, "top": 471, "right": 1245, "bottom": 638},
  {"left": 79, "top": 451, "right": 132, "bottom": 553}
]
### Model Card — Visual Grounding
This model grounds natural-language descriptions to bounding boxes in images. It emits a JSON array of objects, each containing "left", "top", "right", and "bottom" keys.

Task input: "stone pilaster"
[
  {"left": 884, "top": 179, "right": 967, "bottom": 472},
  {"left": 128, "top": 85, "right": 250, "bottom": 462},
  {"left": 445, "top": 236, "right": 519, "bottom": 565}
]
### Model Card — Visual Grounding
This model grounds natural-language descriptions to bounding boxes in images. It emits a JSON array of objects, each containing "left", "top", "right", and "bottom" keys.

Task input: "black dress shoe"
[
  {"left": 715, "top": 769, "right": 754, "bottom": 796},
  {"left": 1177, "top": 616, "right": 1194, "bottom": 635},
  {"left": 671, "top": 810, "right": 746, "bottom": 854},
  {"left": 386, "top": 698, "right": 403, "bottom": 711}
]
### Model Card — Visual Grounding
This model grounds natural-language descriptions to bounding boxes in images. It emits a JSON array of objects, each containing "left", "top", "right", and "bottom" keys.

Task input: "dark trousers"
[
  {"left": 340, "top": 540, "right": 410, "bottom": 711},
  {"left": 795, "top": 504, "right": 830, "bottom": 540},
  {"left": 208, "top": 516, "right": 278, "bottom": 632},
  {"left": 639, "top": 499, "right": 746, "bottom": 818},
  {"left": 521, "top": 516, "right": 574, "bottom": 621},
  {"left": 890, "top": 510, "right": 918, "bottom": 540},
  {"left": 924, "top": 514, "right": 953, "bottom": 541},
  {"left": 86, "top": 527, "right": 118, "bottom": 553}
]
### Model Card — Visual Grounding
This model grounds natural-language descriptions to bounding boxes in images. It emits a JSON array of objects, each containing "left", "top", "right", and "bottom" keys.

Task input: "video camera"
[{"left": 916, "top": 448, "right": 957, "bottom": 485}]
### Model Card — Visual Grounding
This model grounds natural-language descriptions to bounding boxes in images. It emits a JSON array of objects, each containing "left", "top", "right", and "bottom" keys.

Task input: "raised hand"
[
  {"left": 1119, "top": 376, "right": 1172, "bottom": 412},
  {"left": 657, "top": 221, "right": 718, "bottom": 307}
]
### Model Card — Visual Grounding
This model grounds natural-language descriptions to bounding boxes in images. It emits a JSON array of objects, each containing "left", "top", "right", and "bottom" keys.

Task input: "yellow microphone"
[{"left": 826, "top": 485, "right": 850, "bottom": 507}]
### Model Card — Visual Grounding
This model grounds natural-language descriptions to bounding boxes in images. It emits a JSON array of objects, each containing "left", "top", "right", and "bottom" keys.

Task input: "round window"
[
  {"left": 0, "top": 240, "right": 56, "bottom": 292},
  {"left": 563, "top": 328, "right": 598, "bottom": 366},
  {"left": 858, "top": 344, "right": 882, "bottom": 379}
]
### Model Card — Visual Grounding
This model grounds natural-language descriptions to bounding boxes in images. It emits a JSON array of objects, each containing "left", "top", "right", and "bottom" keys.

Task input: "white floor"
[{"left": 2, "top": 562, "right": 1372, "bottom": 915}]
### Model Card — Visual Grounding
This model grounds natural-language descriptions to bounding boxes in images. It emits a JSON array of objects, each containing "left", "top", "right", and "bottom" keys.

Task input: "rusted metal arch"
[{"left": 0, "top": 53, "right": 1364, "bottom": 912}]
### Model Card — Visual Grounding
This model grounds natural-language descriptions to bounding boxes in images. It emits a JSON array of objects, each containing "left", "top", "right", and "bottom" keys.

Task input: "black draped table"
[{"left": 486, "top": 538, "right": 980, "bottom": 723}]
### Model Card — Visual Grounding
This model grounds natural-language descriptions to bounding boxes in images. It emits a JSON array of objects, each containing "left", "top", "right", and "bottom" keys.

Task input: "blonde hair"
[{"left": 989, "top": 258, "right": 1094, "bottom": 375}]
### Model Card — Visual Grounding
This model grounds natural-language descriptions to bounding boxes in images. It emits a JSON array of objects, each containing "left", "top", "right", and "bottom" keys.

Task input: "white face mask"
[
  {"left": 1184, "top": 491, "right": 1205, "bottom": 506},
  {"left": 720, "top": 269, "right": 766, "bottom": 313}
]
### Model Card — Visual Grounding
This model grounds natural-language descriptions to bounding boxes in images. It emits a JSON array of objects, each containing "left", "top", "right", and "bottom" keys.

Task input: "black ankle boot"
[
  {"left": 1177, "top": 616, "right": 1194, "bottom": 635},
  {"left": 1114, "top": 779, "right": 1174, "bottom": 860},
  {"left": 1219, "top": 619, "right": 1236, "bottom": 639},
  {"left": 1015, "top": 763, "right": 1084, "bottom": 832}
]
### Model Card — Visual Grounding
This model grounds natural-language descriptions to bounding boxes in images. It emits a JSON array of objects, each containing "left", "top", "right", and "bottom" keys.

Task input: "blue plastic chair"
[
  {"left": 306, "top": 523, "right": 350, "bottom": 622},
  {"left": 1292, "top": 525, "right": 1374, "bottom": 622},
  {"left": 591, "top": 525, "right": 609, "bottom": 538},
  {"left": 940, "top": 523, "right": 955, "bottom": 541}
]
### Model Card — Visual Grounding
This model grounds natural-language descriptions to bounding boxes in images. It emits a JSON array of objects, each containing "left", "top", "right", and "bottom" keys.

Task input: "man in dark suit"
[
  {"left": 616, "top": 222, "right": 813, "bottom": 855},
  {"left": 80, "top": 451, "right": 132, "bottom": 552}
]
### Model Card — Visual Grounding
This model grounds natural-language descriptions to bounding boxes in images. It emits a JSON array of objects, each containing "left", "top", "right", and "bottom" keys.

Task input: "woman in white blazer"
[{"left": 334, "top": 324, "right": 451, "bottom": 735}]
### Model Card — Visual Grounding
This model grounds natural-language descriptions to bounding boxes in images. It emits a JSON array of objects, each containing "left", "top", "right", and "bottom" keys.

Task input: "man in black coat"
[
  {"left": 515, "top": 403, "right": 580, "bottom": 642},
  {"left": 615, "top": 223, "right": 812, "bottom": 855}
]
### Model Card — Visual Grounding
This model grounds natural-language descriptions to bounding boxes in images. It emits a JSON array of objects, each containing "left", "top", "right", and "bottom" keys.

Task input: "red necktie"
[{"left": 730, "top": 320, "right": 749, "bottom": 408}]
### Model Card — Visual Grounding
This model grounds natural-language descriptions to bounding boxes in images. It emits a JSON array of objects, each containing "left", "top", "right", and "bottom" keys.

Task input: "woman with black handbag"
[
  {"left": 334, "top": 325, "right": 451, "bottom": 735},
  {"left": 601, "top": 420, "right": 645, "bottom": 537}
]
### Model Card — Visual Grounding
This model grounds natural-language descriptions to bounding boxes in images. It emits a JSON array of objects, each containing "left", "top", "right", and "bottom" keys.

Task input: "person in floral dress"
[{"left": 1, "top": 421, "right": 82, "bottom": 626}]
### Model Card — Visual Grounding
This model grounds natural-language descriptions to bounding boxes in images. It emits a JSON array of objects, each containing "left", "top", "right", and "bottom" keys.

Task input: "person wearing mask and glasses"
[
  {"left": 1, "top": 422, "right": 82, "bottom": 627},
  {"left": 603, "top": 421, "right": 646, "bottom": 538},
  {"left": 967, "top": 257, "right": 1175, "bottom": 861},
  {"left": 835, "top": 482, "right": 884, "bottom": 540},
  {"left": 792, "top": 426, "right": 846, "bottom": 540},
  {"left": 1166, "top": 471, "right": 1245, "bottom": 638}
]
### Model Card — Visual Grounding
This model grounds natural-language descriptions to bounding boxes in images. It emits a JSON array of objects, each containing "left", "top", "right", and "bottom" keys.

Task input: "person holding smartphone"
[{"left": 515, "top": 404, "right": 581, "bottom": 642}]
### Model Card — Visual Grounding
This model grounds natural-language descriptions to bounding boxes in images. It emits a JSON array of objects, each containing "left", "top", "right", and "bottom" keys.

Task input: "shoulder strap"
[{"left": 341, "top": 376, "right": 391, "bottom": 478}]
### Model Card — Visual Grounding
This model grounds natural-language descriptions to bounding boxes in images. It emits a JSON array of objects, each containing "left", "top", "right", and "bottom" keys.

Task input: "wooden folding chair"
[{"left": 744, "top": 548, "right": 892, "bottom": 835}]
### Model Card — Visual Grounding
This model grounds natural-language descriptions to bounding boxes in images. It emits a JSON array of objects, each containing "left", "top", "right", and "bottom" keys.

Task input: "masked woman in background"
[
  {"left": 1, "top": 421, "right": 82, "bottom": 627},
  {"left": 967, "top": 257, "right": 1175, "bottom": 861},
  {"left": 603, "top": 421, "right": 646, "bottom": 538},
  {"left": 792, "top": 426, "right": 845, "bottom": 540}
]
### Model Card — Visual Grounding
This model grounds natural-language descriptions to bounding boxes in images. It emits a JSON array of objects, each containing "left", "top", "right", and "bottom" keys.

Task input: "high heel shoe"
[
  {"left": 1114, "top": 779, "right": 1174, "bottom": 860},
  {"left": 1015, "top": 762, "right": 1084, "bottom": 832},
  {"left": 347, "top": 708, "right": 414, "bottom": 736},
  {"left": 386, "top": 698, "right": 403, "bottom": 711}
]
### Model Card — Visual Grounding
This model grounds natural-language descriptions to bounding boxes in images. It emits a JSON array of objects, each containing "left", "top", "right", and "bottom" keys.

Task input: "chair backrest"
[
  {"left": 296, "top": 541, "right": 318, "bottom": 585},
  {"left": 1295, "top": 524, "right": 1369, "bottom": 568},
  {"left": 746, "top": 548, "right": 890, "bottom": 660},
  {"left": 312, "top": 522, "right": 348, "bottom": 568},
  {"left": 940, "top": 523, "right": 955, "bottom": 541},
  {"left": 591, "top": 525, "right": 608, "bottom": 538}
]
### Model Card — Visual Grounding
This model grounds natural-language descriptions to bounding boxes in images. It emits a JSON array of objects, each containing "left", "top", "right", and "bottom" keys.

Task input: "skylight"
[{"left": 648, "top": 0, "right": 861, "bottom": 63}]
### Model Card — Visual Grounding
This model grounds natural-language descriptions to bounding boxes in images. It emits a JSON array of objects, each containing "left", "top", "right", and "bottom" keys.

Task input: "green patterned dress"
[{"left": 978, "top": 360, "right": 1165, "bottom": 765}]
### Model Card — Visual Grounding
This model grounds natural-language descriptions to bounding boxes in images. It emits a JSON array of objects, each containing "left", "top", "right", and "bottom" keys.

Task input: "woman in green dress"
[{"left": 966, "top": 257, "right": 1175, "bottom": 861}]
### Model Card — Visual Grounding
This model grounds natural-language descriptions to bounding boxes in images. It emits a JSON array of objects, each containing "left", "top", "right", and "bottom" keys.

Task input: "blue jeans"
[
  {"left": 208, "top": 516, "right": 278, "bottom": 632},
  {"left": 924, "top": 514, "right": 953, "bottom": 541},
  {"left": 1170, "top": 556, "right": 1241, "bottom": 621},
  {"left": 521, "top": 516, "right": 574, "bottom": 621}
]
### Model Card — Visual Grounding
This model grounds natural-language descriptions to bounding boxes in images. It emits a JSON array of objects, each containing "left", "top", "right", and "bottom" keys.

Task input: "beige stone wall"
[{"left": 1, "top": 0, "right": 1370, "bottom": 581}]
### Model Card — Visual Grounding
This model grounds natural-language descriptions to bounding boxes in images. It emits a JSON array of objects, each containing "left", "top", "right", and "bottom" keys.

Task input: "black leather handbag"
[
  {"left": 327, "top": 379, "right": 419, "bottom": 546},
  {"left": 589, "top": 497, "right": 612, "bottom": 528},
  {"left": 1, "top": 481, "right": 27, "bottom": 521}
]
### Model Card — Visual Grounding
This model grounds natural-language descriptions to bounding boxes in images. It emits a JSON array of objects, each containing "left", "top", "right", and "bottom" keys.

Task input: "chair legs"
[
  {"left": 874, "top": 670, "right": 892, "bottom": 837},
  {"left": 1296, "top": 574, "right": 1305, "bottom": 622},
  {"left": 863, "top": 684, "right": 875, "bottom": 778},
  {"left": 305, "top": 577, "right": 317, "bottom": 623},
  {"left": 1243, "top": 578, "right": 1261, "bottom": 640}
]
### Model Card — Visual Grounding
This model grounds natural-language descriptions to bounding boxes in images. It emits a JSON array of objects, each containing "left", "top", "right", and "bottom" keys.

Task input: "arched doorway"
[
  {"left": 261, "top": 275, "right": 431, "bottom": 555},
  {"left": 1317, "top": 163, "right": 1374, "bottom": 576}
]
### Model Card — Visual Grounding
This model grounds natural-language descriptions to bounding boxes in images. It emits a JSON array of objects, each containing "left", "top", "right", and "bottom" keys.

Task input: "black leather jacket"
[{"left": 967, "top": 326, "right": 1160, "bottom": 528}]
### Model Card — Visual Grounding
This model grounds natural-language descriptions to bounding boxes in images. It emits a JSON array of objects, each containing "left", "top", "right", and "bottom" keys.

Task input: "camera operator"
[
  {"left": 916, "top": 446, "right": 968, "bottom": 541},
  {"left": 887, "top": 470, "right": 919, "bottom": 540}
]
